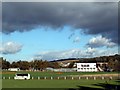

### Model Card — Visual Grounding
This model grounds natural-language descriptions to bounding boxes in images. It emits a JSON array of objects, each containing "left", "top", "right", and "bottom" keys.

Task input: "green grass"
[
  {"left": 2, "top": 79, "right": 118, "bottom": 88},
  {"left": 2, "top": 71, "right": 119, "bottom": 89},
  {"left": 2, "top": 71, "right": 118, "bottom": 79}
]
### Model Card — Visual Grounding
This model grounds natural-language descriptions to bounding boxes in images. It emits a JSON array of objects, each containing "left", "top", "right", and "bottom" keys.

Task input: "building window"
[
  {"left": 87, "top": 65, "right": 89, "bottom": 67},
  {"left": 81, "top": 65, "right": 84, "bottom": 67},
  {"left": 84, "top": 65, "right": 86, "bottom": 67},
  {"left": 81, "top": 68, "right": 83, "bottom": 70}
]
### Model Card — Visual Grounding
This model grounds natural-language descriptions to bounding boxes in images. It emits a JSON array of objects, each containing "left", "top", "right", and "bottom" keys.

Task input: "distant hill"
[
  {"left": 50, "top": 54, "right": 120, "bottom": 63},
  {"left": 50, "top": 58, "right": 80, "bottom": 62}
]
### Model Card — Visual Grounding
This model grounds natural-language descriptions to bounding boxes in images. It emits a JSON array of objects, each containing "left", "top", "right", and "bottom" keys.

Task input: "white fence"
[{"left": 2, "top": 76, "right": 118, "bottom": 80}]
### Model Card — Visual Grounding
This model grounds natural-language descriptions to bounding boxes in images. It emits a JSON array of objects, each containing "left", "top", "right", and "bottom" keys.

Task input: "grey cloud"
[
  {"left": 2, "top": 2, "right": 118, "bottom": 44},
  {"left": 0, "top": 41, "right": 23, "bottom": 54},
  {"left": 2, "top": 0, "right": 119, "bottom": 2}
]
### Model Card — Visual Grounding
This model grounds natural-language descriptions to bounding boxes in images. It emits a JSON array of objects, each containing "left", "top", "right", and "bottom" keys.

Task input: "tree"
[
  {"left": 68, "top": 62, "right": 74, "bottom": 68},
  {"left": 2, "top": 59, "right": 10, "bottom": 69},
  {"left": 30, "top": 60, "right": 48, "bottom": 71},
  {"left": 10, "top": 60, "right": 30, "bottom": 70},
  {"left": 48, "top": 62, "right": 60, "bottom": 69},
  {"left": 0, "top": 57, "right": 3, "bottom": 69},
  {"left": 114, "top": 60, "right": 120, "bottom": 71},
  {"left": 108, "top": 56, "right": 120, "bottom": 71},
  {"left": 10, "top": 61, "right": 20, "bottom": 68},
  {"left": 19, "top": 61, "right": 30, "bottom": 70},
  {"left": 38, "top": 60, "right": 48, "bottom": 71}
]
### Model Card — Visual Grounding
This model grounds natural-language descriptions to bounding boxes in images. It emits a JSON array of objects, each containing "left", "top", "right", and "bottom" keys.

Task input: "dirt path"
[
  {"left": 1, "top": 71, "right": 16, "bottom": 74},
  {"left": 69, "top": 74, "right": 119, "bottom": 77}
]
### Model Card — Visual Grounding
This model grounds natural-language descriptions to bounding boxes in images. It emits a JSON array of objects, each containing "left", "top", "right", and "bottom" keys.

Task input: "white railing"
[{"left": 2, "top": 76, "right": 118, "bottom": 80}]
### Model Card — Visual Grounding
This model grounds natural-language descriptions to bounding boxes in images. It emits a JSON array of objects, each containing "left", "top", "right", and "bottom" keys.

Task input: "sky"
[{"left": 0, "top": 2, "right": 119, "bottom": 62}]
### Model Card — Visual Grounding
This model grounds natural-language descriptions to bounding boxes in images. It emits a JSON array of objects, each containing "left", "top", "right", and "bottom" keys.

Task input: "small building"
[
  {"left": 8, "top": 68, "right": 20, "bottom": 71},
  {"left": 77, "top": 63, "right": 98, "bottom": 72}
]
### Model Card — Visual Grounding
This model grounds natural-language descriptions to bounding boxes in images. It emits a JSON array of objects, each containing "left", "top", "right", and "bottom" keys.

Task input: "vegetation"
[
  {"left": 2, "top": 79, "right": 119, "bottom": 89},
  {"left": 2, "top": 71, "right": 118, "bottom": 79},
  {"left": 0, "top": 54, "right": 120, "bottom": 71},
  {"left": 2, "top": 71, "right": 119, "bottom": 89},
  {"left": 0, "top": 58, "right": 60, "bottom": 71}
]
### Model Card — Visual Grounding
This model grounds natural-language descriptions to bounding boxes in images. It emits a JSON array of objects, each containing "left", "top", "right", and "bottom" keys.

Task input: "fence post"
[
  {"left": 51, "top": 77, "right": 53, "bottom": 80},
  {"left": 79, "top": 77, "right": 81, "bottom": 80},
  {"left": 38, "top": 77, "right": 40, "bottom": 80},
  {"left": 64, "top": 76, "right": 66, "bottom": 80},
  {"left": 94, "top": 77, "right": 96, "bottom": 80},
  {"left": 110, "top": 76, "right": 112, "bottom": 80},
  {"left": 102, "top": 77, "right": 104, "bottom": 80},
  {"left": 72, "top": 77, "right": 74, "bottom": 80},
  {"left": 86, "top": 77, "right": 88, "bottom": 80},
  {"left": 32, "top": 77, "right": 34, "bottom": 79},
  {"left": 9, "top": 77, "right": 10, "bottom": 79},
  {"left": 3, "top": 77, "right": 5, "bottom": 79},
  {"left": 44, "top": 77, "right": 46, "bottom": 80},
  {"left": 58, "top": 77, "right": 59, "bottom": 80}
]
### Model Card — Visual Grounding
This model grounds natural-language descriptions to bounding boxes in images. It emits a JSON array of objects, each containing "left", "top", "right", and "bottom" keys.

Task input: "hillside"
[{"left": 51, "top": 54, "right": 120, "bottom": 63}]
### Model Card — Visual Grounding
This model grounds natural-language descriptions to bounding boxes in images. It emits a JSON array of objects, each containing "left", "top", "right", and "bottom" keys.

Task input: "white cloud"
[
  {"left": 87, "top": 35, "right": 116, "bottom": 48},
  {"left": 34, "top": 49, "right": 82, "bottom": 60},
  {"left": 0, "top": 41, "right": 23, "bottom": 54},
  {"left": 94, "top": 49, "right": 118, "bottom": 57},
  {"left": 34, "top": 47, "right": 118, "bottom": 60},
  {"left": 85, "top": 47, "right": 96, "bottom": 55},
  {"left": 73, "top": 36, "right": 80, "bottom": 43}
]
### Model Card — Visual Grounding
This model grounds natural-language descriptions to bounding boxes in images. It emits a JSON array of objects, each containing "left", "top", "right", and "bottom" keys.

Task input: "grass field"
[
  {"left": 2, "top": 71, "right": 118, "bottom": 78},
  {"left": 2, "top": 71, "right": 120, "bottom": 89},
  {"left": 2, "top": 79, "right": 119, "bottom": 88}
]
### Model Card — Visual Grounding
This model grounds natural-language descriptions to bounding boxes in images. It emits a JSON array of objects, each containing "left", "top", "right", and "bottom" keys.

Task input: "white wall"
[
  {"left": 77, "top": 63, "right": 98, "bottom": 72},
  {"left": 8, "top": 68, "right": 20, "bottom": 71}
]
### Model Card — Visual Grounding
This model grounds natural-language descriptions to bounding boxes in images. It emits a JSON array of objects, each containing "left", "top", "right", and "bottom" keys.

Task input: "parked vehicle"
[{"left": 14, "top": 73, "right": 30, "bottom": 80}]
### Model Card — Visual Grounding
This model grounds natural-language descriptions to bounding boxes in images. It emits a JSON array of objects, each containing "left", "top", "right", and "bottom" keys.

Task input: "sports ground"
[{"left": 1, "top": 71, "right": 120, "bottom": 90}]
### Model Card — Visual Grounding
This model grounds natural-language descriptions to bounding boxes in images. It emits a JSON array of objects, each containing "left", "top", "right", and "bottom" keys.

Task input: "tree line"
[
  {"left": 0, "top": 54, "right": 120, "bottom": 71},
  {"left": 0, "top": 58, "right": 60, "bottom": 71}
]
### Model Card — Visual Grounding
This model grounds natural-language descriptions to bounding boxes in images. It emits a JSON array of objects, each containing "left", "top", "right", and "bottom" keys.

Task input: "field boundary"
[{"left": 2, "top": 74, "right": 119, "bottom": 80}]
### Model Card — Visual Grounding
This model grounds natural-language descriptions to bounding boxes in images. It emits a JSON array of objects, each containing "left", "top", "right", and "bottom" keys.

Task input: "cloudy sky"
[{"left": 1, "top": 2, "right": 119, "bottom": 61}]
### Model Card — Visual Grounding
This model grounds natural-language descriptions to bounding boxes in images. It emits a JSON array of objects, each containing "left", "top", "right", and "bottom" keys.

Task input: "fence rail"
[{"left": 2, "top": 76, "right": 119, "bottom": 80}]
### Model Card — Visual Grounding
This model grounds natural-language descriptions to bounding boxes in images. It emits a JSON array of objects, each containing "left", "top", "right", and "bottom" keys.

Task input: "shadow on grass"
[
  {"left": 2, "top": 83, "right": 120, "bottom": 90},
  {"left": 69, "top": 80, "right": 120, "bottom": 90},
  {"left": 2, "top": 80, "right": 120, "bottom": 90}
]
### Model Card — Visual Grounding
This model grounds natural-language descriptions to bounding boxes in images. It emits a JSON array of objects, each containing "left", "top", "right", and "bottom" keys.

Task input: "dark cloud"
[{"left": 2, "top": 2, "right": 118, "bottom": 43}]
